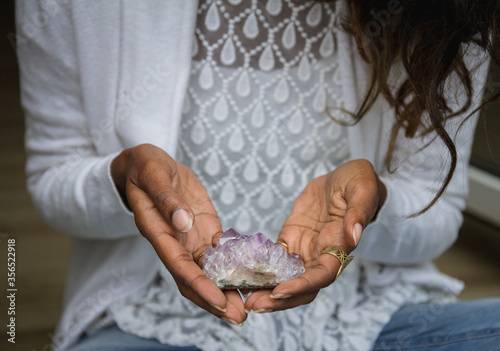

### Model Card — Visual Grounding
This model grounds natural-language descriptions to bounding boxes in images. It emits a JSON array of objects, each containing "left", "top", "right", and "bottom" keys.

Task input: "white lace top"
[{"left": 106, "top": 1, "right": 456, "bottom": 350}]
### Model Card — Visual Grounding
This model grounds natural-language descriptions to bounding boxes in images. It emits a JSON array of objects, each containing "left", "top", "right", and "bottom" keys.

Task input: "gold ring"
[
  {"left": 275, "top": 240, "right": 288, "bottom": 251},
  {"left": 195, "top": 251, "right": 205, "bottom": 265},
  {"left": 321, "top": 246, "right": 354, "bottom": 284}
]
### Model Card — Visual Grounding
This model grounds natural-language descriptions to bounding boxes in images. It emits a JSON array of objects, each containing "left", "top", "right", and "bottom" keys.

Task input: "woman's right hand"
[{"left": 111, "top": 143, "right": 247, "bottom": 326}]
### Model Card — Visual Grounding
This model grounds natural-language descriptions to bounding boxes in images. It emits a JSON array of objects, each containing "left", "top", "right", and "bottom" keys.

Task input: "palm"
[
  {"left": 122, "top": 144, "right": 246, "bottom": 324},
  {"left": 245, "top": 160, "right": 382, "bottom": 313},
  {"left": 280, "top": 174, "right": 349, "bottom": 271}
]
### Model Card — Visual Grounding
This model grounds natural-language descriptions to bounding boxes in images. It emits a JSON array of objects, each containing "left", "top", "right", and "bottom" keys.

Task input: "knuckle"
[
  {"left": 134, "top": 143, "right": 153, "bottom": 153},
  {"left": 170, "top": 252, "right": 193, "bottom": 272},
  {"left": 298, "top": 275, "right": 315, "bottom": 291},
  {"left": 133, "top": 162, "right": 158, "bottom": 188},
  {"left": 153, "top": 189, "right": 178, "bottom": 213},
  {"left": 355, "top": 158, "right": 375, "bottom": 171},
  {"left": 354, "top": 177, "right": 378, "bottom": 192},
  {"left": 356, "top": 206, "right": 372, "bottom": 221},
  {"left": 141, "top": 158, "right": 163, "bottom": 177},
  {"left": 189, "top": 273, "right": 209, "bottom": 291}
]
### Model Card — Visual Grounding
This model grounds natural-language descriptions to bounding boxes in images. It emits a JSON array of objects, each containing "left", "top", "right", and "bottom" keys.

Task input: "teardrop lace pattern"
[{"left": 178, "top": 0, "right": 351, "bottom": 235}]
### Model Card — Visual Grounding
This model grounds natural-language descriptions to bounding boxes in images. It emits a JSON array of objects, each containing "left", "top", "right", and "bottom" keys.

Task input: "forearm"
[{"left": 27, "top": 152, "right": 138, "bottom": 240}]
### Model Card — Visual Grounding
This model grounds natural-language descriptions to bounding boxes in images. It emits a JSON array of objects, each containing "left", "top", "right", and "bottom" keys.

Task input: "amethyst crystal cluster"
[{"left": 202, "top": 228, "right": 306, "bottom": 289}]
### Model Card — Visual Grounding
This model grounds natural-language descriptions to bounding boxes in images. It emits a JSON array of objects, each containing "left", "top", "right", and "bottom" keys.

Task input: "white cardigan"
[{"left": 16, "top": 1, "right": 490, "bottom": 350}]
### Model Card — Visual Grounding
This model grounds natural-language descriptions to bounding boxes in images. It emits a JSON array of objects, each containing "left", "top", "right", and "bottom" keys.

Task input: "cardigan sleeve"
[
  {"left": 17, "top": 1, "right": 138, "bottom": 239},
  {"left": 353, "top": 46, "right": 491, "bottom": 265}
]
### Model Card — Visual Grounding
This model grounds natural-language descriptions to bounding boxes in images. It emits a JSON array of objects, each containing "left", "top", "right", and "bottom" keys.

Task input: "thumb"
[
  {"left": 342, "top": 178, "right": 379, "bottom": 250},
  {"left": 127, "top": 150, "right": 195, "bottom": 233},
  {"left": 128, "top": 176, "right": 194, "bottom": 234},
  {"left": 147, "top": 175, "right": 194, "bottom": 233},
  {"left": 171, "top": 208, "right": 194, "bottom": 233}
]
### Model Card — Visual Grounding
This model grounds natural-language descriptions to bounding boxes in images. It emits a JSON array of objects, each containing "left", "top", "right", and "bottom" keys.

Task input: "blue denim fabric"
[
  {"left": 373, "top": 298, "right": 500, "bottom": 351},
  {"left": 66, "top": 325, "right": 200, "bottom": 351},
  {"left": 66, "top": 298, "right": 500, "bottom": 351}
]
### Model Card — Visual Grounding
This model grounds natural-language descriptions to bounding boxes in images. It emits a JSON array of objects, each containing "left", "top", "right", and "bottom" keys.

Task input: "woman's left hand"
[{"left": 244, "top": 159, "right": 387, "bottom": 313}]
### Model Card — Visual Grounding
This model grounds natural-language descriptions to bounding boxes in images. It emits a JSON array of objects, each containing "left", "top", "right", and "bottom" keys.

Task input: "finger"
[
  {"left": 193, "top": 233, "right": 221, "bottom": 270},
  {"left": 245, "top": 289, "right": 319, "bottom": 313},
  {"left": 132, "top": 196, "right": 228, "bottom": 312},
  {"left": 155, "top": 236, "right": 228, "bottom": 311},
  {"left": 154, "top": 235, "right": 227, "bottom": 310},
  {"left": 342, "top": 179, "right": 379, "bottom": 249},
  {"left": 209, "top": 226, "right": 224, "bottom": 248},
  {"left": 188, "top": 213, "right": 223, "bottom": 264},
  {"left": 128, "top": 183, "right": 197, "bottom": 247},
  {"left": 274, "top": 225, "right": 304, "bottom": 257},
  {"left": 270, "top": 253, "right": 341, "bottom": 298},
  {"left": 244, "top": 289, "right": 272, "bottom": 311},
  {"left": 225, "top": 290, "right": 248, "bottom": 323},
  {"left": 275, "top": 224, "right": 323, "bottom": 264},
  {"left": 175, "top": 280, "right": 247, "bottom": 325}
]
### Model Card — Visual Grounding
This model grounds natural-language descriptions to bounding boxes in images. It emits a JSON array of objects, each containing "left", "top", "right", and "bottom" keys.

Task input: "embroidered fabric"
[
  {"left": 176, "top": 0, "right": 350, "bottom": 235},
  {"left": 107, "top": 1, "right": 456, "bottom": 350},
  {"left": 110, "top": 262, "right": 455, "bottom": 351}
]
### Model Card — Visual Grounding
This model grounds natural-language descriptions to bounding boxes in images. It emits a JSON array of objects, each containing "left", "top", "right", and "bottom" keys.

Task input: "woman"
[{"left": 17, "top": 0, "right": 500, "bottom": 350}]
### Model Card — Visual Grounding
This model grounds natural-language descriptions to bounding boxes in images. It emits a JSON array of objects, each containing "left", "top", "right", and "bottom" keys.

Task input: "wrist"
[
  {"left": 111, "top": 148, "right": 133, "bottom": 209},
  {"left": 373, "top": 174, "right": 387, "bottom": 221}
]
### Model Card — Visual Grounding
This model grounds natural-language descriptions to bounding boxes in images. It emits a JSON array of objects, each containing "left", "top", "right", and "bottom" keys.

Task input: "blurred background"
[{"left": 1, "top": 1, "right": 499, "bottom": 350}]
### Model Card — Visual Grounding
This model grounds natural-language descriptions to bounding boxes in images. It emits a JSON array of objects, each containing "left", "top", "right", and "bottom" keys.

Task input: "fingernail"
[
  {"left": 244, "top": 309, "right": 251, "bottom": 313},
  {"left": 253, "top": 309, "right": 272, "bottom": 314},
  {"left": 172, "top": 209, "right": 193, "bottom": 233},
  {"left": 353, "top": 223, "right": 363, "bottom": 246},
  {"left": 210, "top": 303, "right": 226, "bottom": 313},
  {"left": 222, "top": 317, "right": 244, "bottom": 327},
  {"left": 270, "top": 294, "right": 291, "bottom": 299}
]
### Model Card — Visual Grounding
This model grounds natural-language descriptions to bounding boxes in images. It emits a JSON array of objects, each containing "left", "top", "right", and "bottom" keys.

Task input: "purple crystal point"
[{"left": 202, "top": 228, "right": 306, "bottom": 289}]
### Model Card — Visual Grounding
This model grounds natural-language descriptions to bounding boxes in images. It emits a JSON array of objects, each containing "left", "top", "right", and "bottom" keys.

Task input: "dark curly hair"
[{"left": 337, "top": 0, "right": 500, "bottom": 215}]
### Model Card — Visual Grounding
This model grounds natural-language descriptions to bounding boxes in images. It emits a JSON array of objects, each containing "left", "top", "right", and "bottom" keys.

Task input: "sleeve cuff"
[{"left": 93, "top": 152, "right": 139, "bottom": 239}]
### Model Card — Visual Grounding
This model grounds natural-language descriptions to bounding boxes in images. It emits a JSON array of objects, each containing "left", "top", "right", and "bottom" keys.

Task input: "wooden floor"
[{"left": 1, "top": 3, "right": 499, "bottom": 350}]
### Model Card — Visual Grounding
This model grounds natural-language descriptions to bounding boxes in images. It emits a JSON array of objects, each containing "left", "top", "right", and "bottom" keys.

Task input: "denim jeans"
[{"left": 66, "top": 298, "right": 500, "bottom": 351}]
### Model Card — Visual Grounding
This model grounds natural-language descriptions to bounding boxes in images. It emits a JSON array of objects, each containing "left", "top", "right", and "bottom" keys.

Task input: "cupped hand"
[
  {"left": 245, "top": 159, "right": 387, "bottom": 313},
  {"left": 111, "top": 143, "right": 246, "bottom": 325}
]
